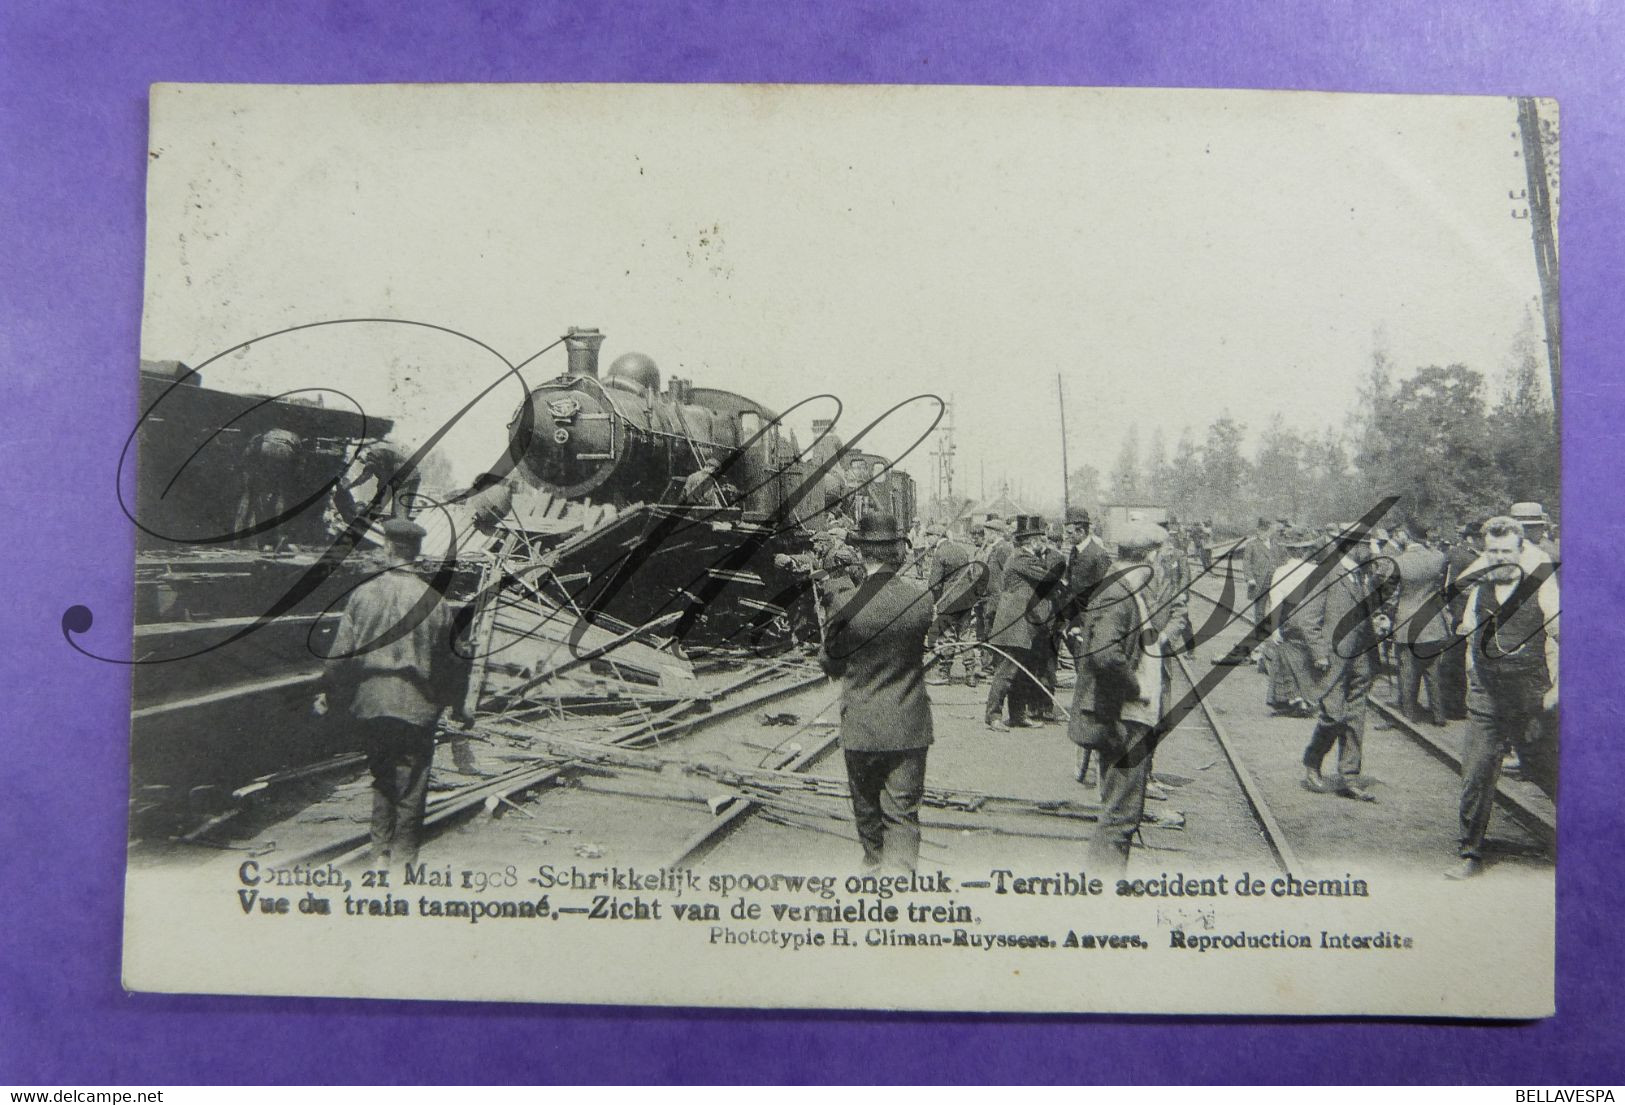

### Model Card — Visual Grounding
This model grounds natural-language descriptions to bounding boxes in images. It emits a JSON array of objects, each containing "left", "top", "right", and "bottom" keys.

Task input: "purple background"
[{"left": 3, "top": 0, "right": 1621, "bottom": 1085}]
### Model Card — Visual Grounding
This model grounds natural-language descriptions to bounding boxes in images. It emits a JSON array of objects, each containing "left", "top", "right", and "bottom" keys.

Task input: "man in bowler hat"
[
  {"left": 984, "top": 515, "right": 1065, "bottom": 730},
  {"left": 819, "top": 512, "right": 936, "bottom": 871}
]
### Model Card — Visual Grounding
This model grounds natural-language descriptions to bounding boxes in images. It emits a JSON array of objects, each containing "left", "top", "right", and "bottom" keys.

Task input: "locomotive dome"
[{"left": 607, "top": 351, "right": 661, "bottom": 394}]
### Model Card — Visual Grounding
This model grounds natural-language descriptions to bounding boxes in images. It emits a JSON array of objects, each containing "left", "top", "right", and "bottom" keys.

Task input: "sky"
[{"left": 139, "top": 83, "right": 1552, "bottom": 505}]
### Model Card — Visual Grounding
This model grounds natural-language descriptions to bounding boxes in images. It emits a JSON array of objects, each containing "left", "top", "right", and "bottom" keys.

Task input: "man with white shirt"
[{"left": 1447, "top": 516, "right": 1559, "bottom": 879}]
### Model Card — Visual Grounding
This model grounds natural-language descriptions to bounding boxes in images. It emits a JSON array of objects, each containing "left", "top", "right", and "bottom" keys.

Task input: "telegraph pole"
[
  {"left": 1516, "top": 97, "right": 1561, "bottom": 418},
  {"left": 1058, "top": 374, "right": 1071, "bottom": 517},
  {"left": 928, "top": 394, "right": 957, "bottom": 520}
]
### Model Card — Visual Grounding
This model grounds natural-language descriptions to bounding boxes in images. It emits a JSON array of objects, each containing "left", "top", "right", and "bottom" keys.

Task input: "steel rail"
[
  {"left": 1182, "top": 579, "right": 1555, "bottom": 841},
  {"left": 1168, "top": 649, "right": 1302, "bottom": 877},
  {"left": 278, "top": 665, "right": 829, "bottom": 866}
]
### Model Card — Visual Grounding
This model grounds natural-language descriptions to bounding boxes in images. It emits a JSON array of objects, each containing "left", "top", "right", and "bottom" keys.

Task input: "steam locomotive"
[
  {"left": 476, "top": 327, "right": 917, "bottom": 649},
  {"left": 502, "top": 327, "right": 914, "bottom": 533}
]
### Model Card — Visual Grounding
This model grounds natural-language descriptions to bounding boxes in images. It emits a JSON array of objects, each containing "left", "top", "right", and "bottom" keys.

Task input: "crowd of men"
[
  {"left": 315, "top": 475, "right": 1558, "bottom": 883},
  {"left": 813, "top": 499, "right": 1558, "bottom": 882},
  {"left": 816, "top": 505, "right": 1193, "bottom": 875},
  {"left": 1235, "top": 503, "right": 1559, "bottom": 879}
]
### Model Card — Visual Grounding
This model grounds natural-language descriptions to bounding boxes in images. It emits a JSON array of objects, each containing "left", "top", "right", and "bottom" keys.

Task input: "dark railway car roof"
[{"left": 139, "top": 362, "right": 394, "bottom": 443}]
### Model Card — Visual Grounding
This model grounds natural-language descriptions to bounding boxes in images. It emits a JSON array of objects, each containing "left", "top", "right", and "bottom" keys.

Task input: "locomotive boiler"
[
  {"left": 506, "top": 327, "right": 823, "bottom": 525},
  {"left": 475, "top": 326, "right": 917, "bottom": 652}
]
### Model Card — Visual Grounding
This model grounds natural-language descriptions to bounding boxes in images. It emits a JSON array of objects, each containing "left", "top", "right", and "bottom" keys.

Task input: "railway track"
[
  {"left": 1166, "top": 650, "right": 1301, "bottom": 877},
  {"left": 1180, "top": 575, "right": 1555, "bottom": 850},
  {"left": 228, "top": 658, "right": 833, "bottom": 867},
  {"left": 186, "top": 557, "right": 1552, "bottom": 878}
]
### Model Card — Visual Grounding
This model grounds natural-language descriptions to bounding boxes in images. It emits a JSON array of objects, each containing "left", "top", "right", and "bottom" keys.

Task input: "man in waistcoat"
[{"left": 1446, "top": 516, "right": 1559, "bottom": 879}]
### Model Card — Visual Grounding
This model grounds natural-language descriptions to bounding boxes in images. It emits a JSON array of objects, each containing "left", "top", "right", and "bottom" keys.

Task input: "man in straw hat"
[
  {"left": 819, "top": 511, "right": 936, "bottom": 871},
  {"left": 1071, "top": 520, "right": 1190, "bottom": 874},
  {"left": 314, "top": 518, "right": 472, "bottom": 866}
]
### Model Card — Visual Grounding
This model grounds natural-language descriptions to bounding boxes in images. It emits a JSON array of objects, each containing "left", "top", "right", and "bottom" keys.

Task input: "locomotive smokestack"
[{"left": 563, "top": 327, "right": 606, "bottom": 377}]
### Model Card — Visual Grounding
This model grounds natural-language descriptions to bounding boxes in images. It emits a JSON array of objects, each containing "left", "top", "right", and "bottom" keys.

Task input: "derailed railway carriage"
[{"left": 127, "top": 327, "right": 916, "bottom": 814}]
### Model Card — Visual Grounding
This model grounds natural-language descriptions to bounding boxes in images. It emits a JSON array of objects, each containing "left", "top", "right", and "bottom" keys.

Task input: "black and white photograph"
[{"left": 119, "top": 82, "right": 1559, "bottom": 1015}]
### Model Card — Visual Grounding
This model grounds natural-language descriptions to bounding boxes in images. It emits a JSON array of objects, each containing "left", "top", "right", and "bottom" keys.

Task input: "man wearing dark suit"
[
  {"left": 1299, "top": 536, "right": 1394, "bottom": 799},
  {"left": 1070, "top": 521, "right": 1190, "bottom": 873},
  {"left": 1060, "top": 507, "right": 1113, "bottom": 778},
  {"left": 1392, "top": 526, "right": 1452, "bottom": 725},
  {"left": 1439, "top": 521, "right": 1482, "bottom": 719},
  {"left": 978, "top": 519, "right": 1014, "bottom": 680},
  {"left": 983, "top": 516, "right": 1065, "bottom": 730},
  {"left": 819, "top": 512, "right": 936, "bottom": 872},
  {"left": 1061, "top": 507, "right": 1113, "bottom": 630},
  {"left": 926, "top": 527, "right": 983, "bottom": 685},
  {"left": 1243, "top": 517, "right": 1281, "bottom": 635}
]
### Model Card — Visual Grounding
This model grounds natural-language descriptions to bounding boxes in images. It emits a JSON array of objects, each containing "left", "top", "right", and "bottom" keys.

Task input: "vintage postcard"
[{"left": 119, "top": 83, "right": 1559, "bottom": 1015}]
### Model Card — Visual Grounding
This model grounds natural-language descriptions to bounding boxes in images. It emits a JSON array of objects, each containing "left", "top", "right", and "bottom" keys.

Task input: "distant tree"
[
  {"left": 1491, "top": 311, "right": 1559, "bottom": 519},
  {"left": 1202, "top": 415, "right": 1250, "bottom": 529},
  {"left": 1144, "top": 428, "right": 1170, "bottom": 505},
  {"left": 1109, "top": 424, "right": 1143, "bottom": 503},
  {"left": 1067, "top": 463, "right": 1103, "bottom": 517},
  {"left": 1351, "top": 346, "right": 1396, "bottom": 484},
  {"left": 1167, "top": 427, "right": 1205, "bottom": 521},
  {"left": 1252, "top": 415, "right": 1306, "bottom": 523},
  {"left": 1302, "top": 427, "right": 1356, "bottom": 525},
  {"left": 1362, "top": 364, "right": 1501, "bottom": 533}
]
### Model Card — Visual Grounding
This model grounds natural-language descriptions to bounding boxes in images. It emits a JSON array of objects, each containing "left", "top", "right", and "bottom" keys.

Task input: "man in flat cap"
[
  {"left": 819, "top": 512, "right": 935, "bottom": 871},
  {"left": 680, "top": 457, "right": 728, "bottom": 508},
  {"left": 1264, "top": 529, "right": 1321, "bottom": 717},
  {"left": 1298, "top": 527, "right": 1395, "bottom": 800},
  {"left": 819, "top": 524, "right": 866, "bottom": 610},
  {"left": 1072, "top": 520, "right": 1190, "bottom": 873},
  {"left": 315, "top": 518, "right": 471, "bottom": 866},
  {"left": 1243, "top": 517, "right": 1282, "bottom": 640},
  {"left": 337, "top": 438, "right": 423, "bottom": 524},
  {"left": 926, "top": 524, "right": 982, "bottom": 686}
]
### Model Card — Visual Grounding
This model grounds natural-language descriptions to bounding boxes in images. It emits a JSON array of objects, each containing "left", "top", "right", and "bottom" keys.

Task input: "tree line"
[{"left": 1070, "top": 315, "right": 1558, "bottom": 538}]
